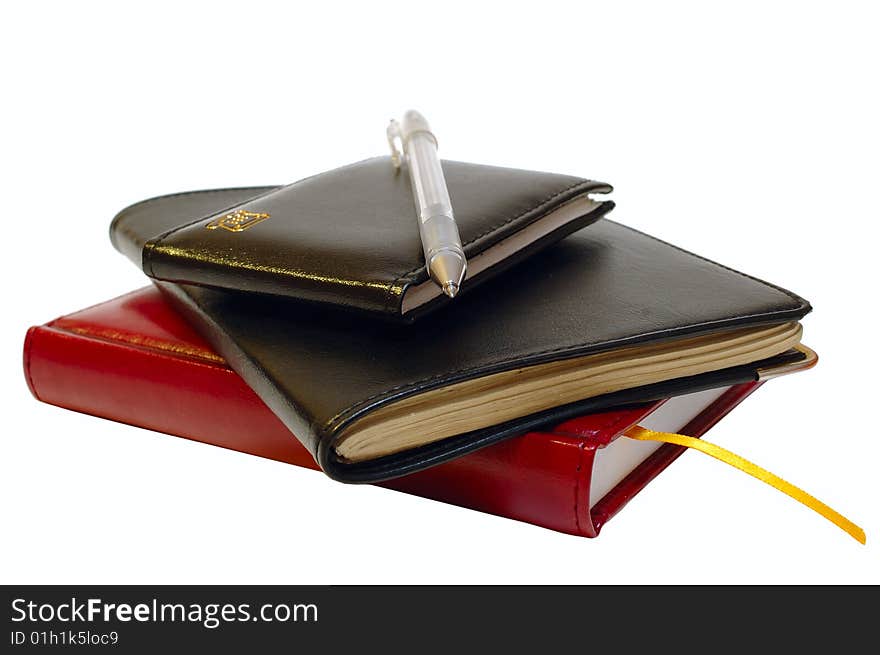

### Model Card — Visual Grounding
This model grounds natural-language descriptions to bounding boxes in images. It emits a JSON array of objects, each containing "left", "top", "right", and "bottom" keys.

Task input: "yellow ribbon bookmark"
[{"left": 624, "top": 426, "right": 866, "bottom": 544}]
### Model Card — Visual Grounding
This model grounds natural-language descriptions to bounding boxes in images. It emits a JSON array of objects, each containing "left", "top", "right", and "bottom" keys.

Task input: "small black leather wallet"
[{"left": 130, "top": 157, "right": 614, "bottom": 322}]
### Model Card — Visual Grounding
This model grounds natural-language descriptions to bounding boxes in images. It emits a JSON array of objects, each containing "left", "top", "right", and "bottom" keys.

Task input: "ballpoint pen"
[{"left": 387, "top": 110, "right": 467, "bottom": 298}]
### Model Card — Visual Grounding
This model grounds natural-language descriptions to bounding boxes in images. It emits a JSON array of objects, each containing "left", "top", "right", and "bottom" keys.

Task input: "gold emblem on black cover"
[{"left": 206, "top": 210, "right": 271, "bottom": 232}]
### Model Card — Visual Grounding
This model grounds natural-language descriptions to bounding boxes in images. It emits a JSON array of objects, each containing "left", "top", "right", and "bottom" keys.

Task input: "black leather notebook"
[
  {"left": 111, "top": 181, "right": 812, "bottom": 483},
  {"left": 128, "top": 157, "right": 614, "bottom": 322}
]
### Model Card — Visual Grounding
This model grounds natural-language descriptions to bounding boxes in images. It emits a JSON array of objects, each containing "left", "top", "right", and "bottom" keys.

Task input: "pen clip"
[{"left": 387, "top": 119, "right": 403, "bottom": 171}]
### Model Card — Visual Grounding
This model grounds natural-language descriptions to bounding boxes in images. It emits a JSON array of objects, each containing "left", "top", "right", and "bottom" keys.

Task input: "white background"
[{"left": 2, "top": 1, "right": 877, "bottom": 584}]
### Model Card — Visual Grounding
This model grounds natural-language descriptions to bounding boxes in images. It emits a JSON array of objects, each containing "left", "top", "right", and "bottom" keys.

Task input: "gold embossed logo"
[{"left": 206, "top": 210, "right": 271, "bottom": 232}]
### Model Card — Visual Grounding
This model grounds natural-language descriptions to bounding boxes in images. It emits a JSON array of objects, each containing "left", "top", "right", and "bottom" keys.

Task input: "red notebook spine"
[
  {"left": 23, "top": 288, "right": 760, "bottom": 537},
  {"left": 24, "top": 322, "right": 318, "bottom": 471}
]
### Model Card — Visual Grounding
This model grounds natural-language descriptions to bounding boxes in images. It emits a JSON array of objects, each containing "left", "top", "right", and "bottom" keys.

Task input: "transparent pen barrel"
[{"left": 406, "top": 133, "right": 454, "bottom": 224}]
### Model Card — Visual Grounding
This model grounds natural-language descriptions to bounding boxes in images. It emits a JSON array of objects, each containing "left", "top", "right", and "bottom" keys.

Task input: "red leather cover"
[{"left": 24, "top": 287, "right": 761, "bottom": 537}]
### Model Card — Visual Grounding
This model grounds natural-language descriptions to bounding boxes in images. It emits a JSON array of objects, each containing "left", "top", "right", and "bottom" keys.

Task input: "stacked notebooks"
[{"left": 25, "top": 157, "right": 848, "bottom": 539}]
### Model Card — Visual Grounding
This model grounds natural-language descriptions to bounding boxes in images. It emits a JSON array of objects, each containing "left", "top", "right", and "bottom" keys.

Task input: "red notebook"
[{"left": 24, "top": 287, "right": 764, "bottom": 537}]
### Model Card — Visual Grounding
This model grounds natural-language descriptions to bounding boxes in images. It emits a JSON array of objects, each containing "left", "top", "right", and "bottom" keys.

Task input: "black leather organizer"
[{"left": 111, "top": 161, "right": 811, "bottom": 482}]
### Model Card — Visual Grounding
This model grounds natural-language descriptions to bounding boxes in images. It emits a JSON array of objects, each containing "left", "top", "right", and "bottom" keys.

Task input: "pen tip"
[{"left": 442, "top": 282, "right": 459, "bottom": 298}]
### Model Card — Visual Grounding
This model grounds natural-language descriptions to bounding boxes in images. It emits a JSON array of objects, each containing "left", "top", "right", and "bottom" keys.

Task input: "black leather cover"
[
  {"left": 127, "top": 158, "right": 614, "bottom": 321},
  {"left": 111, "top": 186, "right": 811, "bottom": 483}
]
